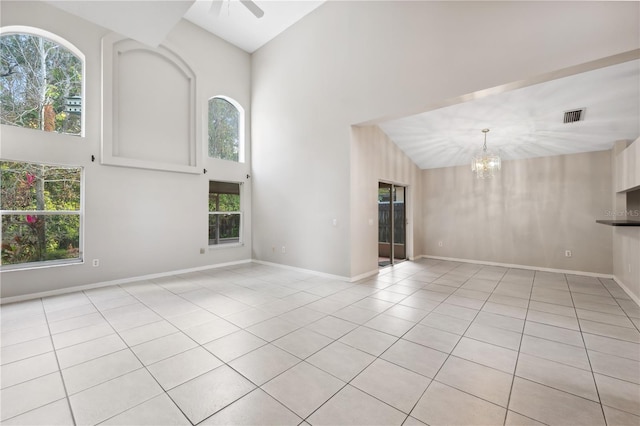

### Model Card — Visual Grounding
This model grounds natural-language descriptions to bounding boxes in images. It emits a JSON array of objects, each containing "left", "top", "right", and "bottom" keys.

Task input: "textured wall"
[
  {"left": 421, "top": 150, "right": 613, "bottom": 274},
  {"left": 350, "top": 125, "right": 422, "bottom": 278}
]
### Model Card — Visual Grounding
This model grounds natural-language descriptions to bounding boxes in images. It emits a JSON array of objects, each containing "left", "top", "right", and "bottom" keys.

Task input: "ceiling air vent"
[{"left": 563, "top": 108, "right": 585, "bottom": 124}]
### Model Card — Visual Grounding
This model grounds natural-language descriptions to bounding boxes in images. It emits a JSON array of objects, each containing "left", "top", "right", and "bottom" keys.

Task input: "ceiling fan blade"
[
  {"left": 239, "top": 0, "right": 264, "bottom": 18},
  {"left": 209, "top": 0, "right": 223, "bottom": 16}
]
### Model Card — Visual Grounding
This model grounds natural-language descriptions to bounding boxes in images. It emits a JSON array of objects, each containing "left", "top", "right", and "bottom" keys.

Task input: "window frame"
[
  {"left": 0, "top": 159, "right": 85, "bottom": 271},
  {"left": 0, "top": 25, "right": 86, "bottom": 137},
  {"left": 207, "top": 96, "right": 245, "bottom": 163},
  {"left": 208, "top": 180, "right": 243, "bottom": 248}
]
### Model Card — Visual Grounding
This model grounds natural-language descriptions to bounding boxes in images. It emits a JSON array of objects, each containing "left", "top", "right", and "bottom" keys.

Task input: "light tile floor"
[{"left": 1, "top": 259, "right": 640, "bottom": 425}]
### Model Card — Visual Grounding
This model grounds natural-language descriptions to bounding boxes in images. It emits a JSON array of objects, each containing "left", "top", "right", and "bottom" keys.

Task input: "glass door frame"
[{"left": 378, "top": 181, "right": 407, "bottom": 267}]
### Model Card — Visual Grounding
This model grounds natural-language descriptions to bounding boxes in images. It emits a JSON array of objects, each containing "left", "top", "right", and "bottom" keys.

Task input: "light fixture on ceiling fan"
[
  {"left": 210, "top": 0, "right": 264, "bottom": 19},
  {"left": 471, "top": 128, "right": 501, "bottom": 179}
]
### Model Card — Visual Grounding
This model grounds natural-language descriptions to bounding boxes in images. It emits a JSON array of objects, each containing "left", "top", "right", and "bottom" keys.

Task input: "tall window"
[
  {"left": 0, "top": 30, "right": 83, "bottom": 135},
  {"left": 208, "top": 97, "right": 243, "bottom": 162},
  {"left": 209, "top": 181, "right": 241, "bottom": 245},
  {"left": 1, "top": 160, "right": 82, "bottom": 268}
]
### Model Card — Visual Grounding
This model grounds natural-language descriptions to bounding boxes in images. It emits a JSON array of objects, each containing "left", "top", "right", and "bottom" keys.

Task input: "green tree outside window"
[
  {"left": 208, "top": 97, "right": 241, "bottom": 162},
  {"left": 1, "top": 32, "right": 82, "bottom": 134}
]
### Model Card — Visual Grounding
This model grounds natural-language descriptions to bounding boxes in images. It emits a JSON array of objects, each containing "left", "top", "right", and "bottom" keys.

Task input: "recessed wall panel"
[
  {"left": 116, "top": 49, "right": 190, "bottom": 165},
  {"left": 102, "top": 34, "right": 198, "bottom": 173}
]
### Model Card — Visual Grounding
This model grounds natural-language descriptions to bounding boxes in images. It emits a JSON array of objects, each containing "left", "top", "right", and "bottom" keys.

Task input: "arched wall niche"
[{"left": 101, "top": 33, "right": 199, "bottom": 174}]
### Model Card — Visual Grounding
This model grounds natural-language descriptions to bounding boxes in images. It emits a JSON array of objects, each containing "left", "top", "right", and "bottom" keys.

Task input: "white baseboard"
[
  {"left": 0, "top": 259, "right": 252, "bottom": 305},
  {"left": 6, "top": 254, "right": 630, "bottom": 307},
  {"left": 1, "top": 258, "right": 378, "bottom": 305},
  {"left": 420, "top": 255, "right": 614, "bottom": 279},
  {"left": 613, "top": 276, "right": 640, "bottom": 307},
  {"left": 252, "top": 260, "right": 378, "bottom": 283},
  {"left": 350, "top": 269, "right": 380, "bottom": 282}
]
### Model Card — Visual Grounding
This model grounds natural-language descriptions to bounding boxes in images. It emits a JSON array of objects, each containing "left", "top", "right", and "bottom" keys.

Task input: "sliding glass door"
[{"left": 378, "top": 182, "right": 406, "bottom": 267}]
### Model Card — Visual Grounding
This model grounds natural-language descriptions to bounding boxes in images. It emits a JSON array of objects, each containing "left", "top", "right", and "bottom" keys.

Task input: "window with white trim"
[
  {"left": 0, "top": 28, "right": 84, "bottom": 135},
  {"left": 209, "top": 181, "right": 242, "bottom": 246},
  {"left": 1, "top": 160, "right": 83, "bottom": 269},
  {"left": 208, "top": 96, "right": 243, "bottom": 162}
]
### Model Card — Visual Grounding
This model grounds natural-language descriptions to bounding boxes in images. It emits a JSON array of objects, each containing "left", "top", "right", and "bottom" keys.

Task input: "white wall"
[
  {"left": 251, "top": 1, "right": 640, "bottom": 278},
  {"left": 1, "top": 1, "right": 252, "bottom": 299},
  {"left": 421, "top": 151, "right": 613, "bottom": 275}
]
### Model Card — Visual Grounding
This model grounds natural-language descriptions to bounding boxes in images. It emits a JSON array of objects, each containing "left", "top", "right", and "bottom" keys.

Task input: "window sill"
[
  {"left": 0, "top": 258, "right": 83, "bottom": 272},
  {"left": 208, "top": 242, "right": 244, "bottom": 250}
]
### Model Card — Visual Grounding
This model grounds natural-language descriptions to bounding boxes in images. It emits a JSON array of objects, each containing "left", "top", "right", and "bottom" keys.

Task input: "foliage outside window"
[
  {"left": 1, "top": 160, "right": 82, "bottom": 268},
  {"left": 208, "top": 97, "right": 241, "bottom": 162},
  {"left": 209, "top": 181, "right": 241, "bottom": 245},
  {"left": 1, "top": 32, "right": 83, "bottom": 135}
]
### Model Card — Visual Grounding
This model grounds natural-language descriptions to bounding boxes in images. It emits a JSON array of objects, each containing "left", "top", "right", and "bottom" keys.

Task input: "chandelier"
[{"left": 471, "top": 128, "right": 501, "bottom": 179}]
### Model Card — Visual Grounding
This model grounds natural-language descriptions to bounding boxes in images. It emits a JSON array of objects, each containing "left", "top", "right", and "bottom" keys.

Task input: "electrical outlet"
[
  {"left": 630, "top": 264, "right": 632, "bottom": 273},
  {"left": 282, "top": 246, "right": 286, "bottom": 254},
  {"left": 438, "top": 241, "right": 443, "bottom": 247},
  {"left": 565, "top": 250, "right": 572, "bottom": 258},
  {"left": 92, "top": 259, "right": 99, "bottom": 267},
  {"left": 200, "top": 248, "right": 205, "bottom": 254}
]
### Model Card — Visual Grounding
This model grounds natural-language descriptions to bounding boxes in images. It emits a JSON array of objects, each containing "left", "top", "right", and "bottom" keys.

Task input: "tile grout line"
[
  {"left": 295, "top": 263, "right": 455, "bottom": 425},
  {"left": 570, "top": 276, "right": 613, "bottom": 426},
  {"left": 77, "top": 287, "right": 195, "bottom": 426},
  {"left": 9, "top": 266, "right": 364, "bottom": 424},
  {"left": 387, "top": 263, "right": 510, "bottom": 424},
  {"left": 2, "top": 260, "right": 637, "bottom": 425},
  {"left": 109, "top": 268, "right": 386, "bottom": 425},
  {"left": 110, "top": 283, "right": 237, "bottom": 426},
  {"left": 501, "top": 269, "right": 536, "bottom": 426},
  {"left": 598, "top": 277, "right": 640, "bottom": 334},
  {"left": 40, "top": 297, "right": 79, "bottom": 426}
]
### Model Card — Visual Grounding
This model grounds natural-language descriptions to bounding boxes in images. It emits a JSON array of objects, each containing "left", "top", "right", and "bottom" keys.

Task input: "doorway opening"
[{"left": 378, "top": 182, "right": 406, "bottom": 268}]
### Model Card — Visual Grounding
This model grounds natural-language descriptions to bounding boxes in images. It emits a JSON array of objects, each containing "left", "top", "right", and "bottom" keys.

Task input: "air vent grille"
[{"left": 564, "top": 109, "right": 585, "bottom": 124}]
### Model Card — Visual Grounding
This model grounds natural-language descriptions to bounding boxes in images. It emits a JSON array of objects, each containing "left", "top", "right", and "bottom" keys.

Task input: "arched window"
[
  {"left": 0, "top": 27, "right": 84, "bottom": 135},
  {"left": 208, "top": 96, "right": 243, "bottom": 162}
]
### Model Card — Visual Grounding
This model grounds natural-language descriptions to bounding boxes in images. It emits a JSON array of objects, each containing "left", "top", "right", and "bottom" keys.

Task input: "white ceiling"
[
  {"left": 184, "top": 0, "right": 325, "bottom": 53},
  {"left": 45, "top": 0, "right": 196, "bottom": 47},
  {"left": 46, "top": 0, "right": 324, "bottom": 52},
  {"left": 378, "top": 59, "right": 640, "bottom": 170}
]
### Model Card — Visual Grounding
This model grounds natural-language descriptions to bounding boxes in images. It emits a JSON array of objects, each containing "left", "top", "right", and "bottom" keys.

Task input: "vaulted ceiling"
[
  {"left": 184, "top": 0, "right": 325, "bottom": 53},
  {"left": 45, "top": 0, "right": 325, "bottom": 52},
  {"left": 44, "top": 1, "right": 640, "bottom": 170}
]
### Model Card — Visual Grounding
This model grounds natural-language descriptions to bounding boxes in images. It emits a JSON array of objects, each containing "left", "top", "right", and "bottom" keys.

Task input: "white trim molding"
[
  {"left": 0, "top": 259, "right": 251, "bottom": 305},
  {"left": 613, "top": 276, "right": 640, "bottom": 307},
  {"left": 420, "top": 255, "right": 614, "bottom": 279},
  {"left": 253, "top": 260, "right": 349, "bottom": 282},
  {"left": 101, "top": 33, "right": 199, "bottom": 174},
  {"left": 252, "top": 260, "right": 379, "bottom": 283}
]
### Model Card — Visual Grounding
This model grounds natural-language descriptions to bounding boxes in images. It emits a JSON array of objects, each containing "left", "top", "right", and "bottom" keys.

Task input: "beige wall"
[
  {"left": 421, "top": 151, "right": 613, "bottom": 274},
  {"left": 350, "top": 126, "right": 422, "bottom": 278}
]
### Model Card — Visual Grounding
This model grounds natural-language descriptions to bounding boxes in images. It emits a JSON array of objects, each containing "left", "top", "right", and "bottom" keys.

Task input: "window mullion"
[{"left": 0, "top": 210, "right": 80, "bottom": 215}]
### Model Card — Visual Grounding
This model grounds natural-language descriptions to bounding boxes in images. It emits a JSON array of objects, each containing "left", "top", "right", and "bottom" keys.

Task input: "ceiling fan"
[{"left": 209, "top": 0, "right": 265, "bottom": 19}]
